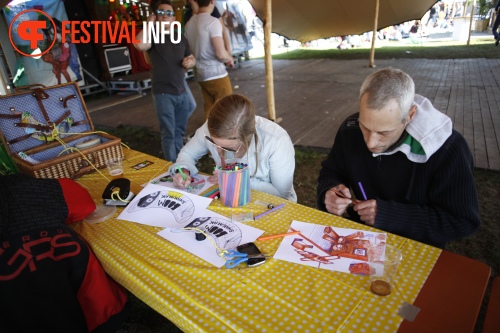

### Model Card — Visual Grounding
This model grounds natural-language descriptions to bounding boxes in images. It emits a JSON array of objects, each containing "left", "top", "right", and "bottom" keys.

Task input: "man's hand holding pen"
[
  {"left": 325, "top": 185, "right": 354, "bottom": 216},
  {"left": 353, "top": 200, "right": 377, "bottom": 226},
  {"left": 325, "top": 185, "right": 378, "bottom": 226}
]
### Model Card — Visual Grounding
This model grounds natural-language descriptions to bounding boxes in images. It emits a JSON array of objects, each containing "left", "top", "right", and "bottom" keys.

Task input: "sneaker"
[
  {"left": 115, "top": 323, "right": 151, "bottom": 333},
  {"left": 495, "top": 38, "right": 499, "bottom": 46}
]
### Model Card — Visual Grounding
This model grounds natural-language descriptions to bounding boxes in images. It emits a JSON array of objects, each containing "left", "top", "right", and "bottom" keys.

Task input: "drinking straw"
[
  {"left": 223, "top": 171, "right": 229, "bottom": 205},
  {"left": 239, "top": 169, "right": 244, "bottom": 206},
  {"left": 240, "top": 168, "right": 245, "bottom": 206},
  {"left": 244, "top": 168, "right": 250, "bottom": 204},
  {"left": 227, "top": 171, "right": 234, "bottom": 206},
  {"left": 234, "top": 170, "right": 241, "bottom": 207}
]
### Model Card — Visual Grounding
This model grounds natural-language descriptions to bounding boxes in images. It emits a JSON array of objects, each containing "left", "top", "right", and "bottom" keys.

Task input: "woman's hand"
[
  {"left": 172, "top": 171, "right": 191, "bottom": 189},
  {"left": 207, "top": 169, "right": 220, "bottom": 184}
]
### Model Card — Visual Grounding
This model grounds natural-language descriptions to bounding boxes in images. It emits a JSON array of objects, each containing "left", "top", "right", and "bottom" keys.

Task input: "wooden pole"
[
  {"left": 264, "top": 0, "right": 278, "bottom": 121},
  {"left": 467, "top": 0, "right": 476, "bottom": 45},
  {"left": 369, "top": 0, "right": 380, "bottom": 68}
]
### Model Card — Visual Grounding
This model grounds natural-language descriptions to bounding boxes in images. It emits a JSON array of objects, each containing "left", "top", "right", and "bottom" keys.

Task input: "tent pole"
[
  {"left": 369, "top": 0, "right": 380, "bottom": 68},
  {"left": 467, "top": 0, "right": 476, "bottom": 45},
  {"left": 264, "top": 0, "right": 278, "bottom": 121}
]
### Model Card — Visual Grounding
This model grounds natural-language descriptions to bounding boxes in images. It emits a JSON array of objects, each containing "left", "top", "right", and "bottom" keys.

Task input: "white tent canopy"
[{"left": 248, "top": 0, "right": 438, "bottom": 42}]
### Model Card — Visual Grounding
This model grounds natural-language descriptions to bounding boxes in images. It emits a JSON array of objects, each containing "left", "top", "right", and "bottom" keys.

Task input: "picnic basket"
[{"left": 0, "top": 83, "right": 123, "bottom": 179}]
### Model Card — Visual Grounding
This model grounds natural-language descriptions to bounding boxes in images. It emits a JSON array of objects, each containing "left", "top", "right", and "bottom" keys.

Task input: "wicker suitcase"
[{"left": 0, "top": 83, "right": 123, "bottom": 179}]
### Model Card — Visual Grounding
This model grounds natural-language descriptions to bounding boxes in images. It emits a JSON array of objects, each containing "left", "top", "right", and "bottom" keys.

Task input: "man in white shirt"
[{"left": 185, "top": 0, "right": 234, "bottom": 121}]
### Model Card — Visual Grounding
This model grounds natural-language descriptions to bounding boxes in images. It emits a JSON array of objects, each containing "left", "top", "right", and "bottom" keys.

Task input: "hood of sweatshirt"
[{"left": 372, "top": 94, "right": 452, "bottom": 163}]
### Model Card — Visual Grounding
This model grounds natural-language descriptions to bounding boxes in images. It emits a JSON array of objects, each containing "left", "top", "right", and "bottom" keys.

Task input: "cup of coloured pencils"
[{"left": 218, "top": 161, "right": 251, "bottom": 207}]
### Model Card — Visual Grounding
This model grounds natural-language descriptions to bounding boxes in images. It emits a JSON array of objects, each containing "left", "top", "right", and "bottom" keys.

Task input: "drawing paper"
[
  {"left": 158, "top": 210, "right": 264, "bottom": 267},
  {"left": 274, "top": 220, "right": 387, "bottom": 274},
  {"left": 117, "top": 183, "right": 212, "bottom": 227},
  {"left": 144, "top": 172, "right": 213, "bottom": 195}
]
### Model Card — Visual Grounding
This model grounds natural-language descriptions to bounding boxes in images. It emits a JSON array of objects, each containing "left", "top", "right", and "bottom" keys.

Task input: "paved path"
[{"left": 86, "top": 58, "right": 500, "bottom": 171}]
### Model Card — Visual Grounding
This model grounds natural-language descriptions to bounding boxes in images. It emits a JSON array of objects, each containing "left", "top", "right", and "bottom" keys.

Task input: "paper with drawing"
[
  {"left": 118, "top": 183, "right": 264, "bottom": 267},
  {"left": 117, "top": 183, "right": 212, "bottom": 227},
  {"left": 274, "top": 220, "right": 387, "bottom": 274},
  {"left": 144, "top": 172, "right": 212, "bottom": 195},
  {"left": 158, "top": 212, "right": 264, "bottom": 268}
]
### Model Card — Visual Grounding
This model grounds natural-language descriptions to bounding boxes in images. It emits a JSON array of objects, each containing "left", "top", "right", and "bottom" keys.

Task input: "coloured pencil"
[
  {"left": 176, "top": 166, "right": 192, "bottom": 190},
  {"left": 254, "top": 203, "right": 285, "bottom": 220},
  {"left": 202, "top": 187, "right": 219, "bottom": 197},
  {"left": 358, "top": 182, "right": 368, "bottom": 200},
  {"left": 258, "top": 230, "right": 301, "bottom": 241},
  {"left": 208, "top": 191, "right": 220, "bottom": 199},
  {"left": 330, "top": 188, "right": 361, "bottom": 205}
]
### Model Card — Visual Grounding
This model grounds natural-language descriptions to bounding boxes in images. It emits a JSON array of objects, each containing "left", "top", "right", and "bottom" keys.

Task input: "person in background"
[
  {"left": 409, "top": 21, "right": 420, "bottom": 34},
  {"left": 317, "top": 68, "right": 480, "bottom": 248},
  {"left": 110, "top": 4, "right": 132, "bottom": 25},
  {"left": 170, "top": 94, "right": 297, "bottom": 202},
  {"left": 183, "top": 0, "right": 232, "bottom": 55},
  {"left": 493, "top": 0, "right": 500, "bottom": 46},
  {"left": 185, "top": 0, "right": 234, "bottom": 121},
  {"left": 130, "top": 5, "right": 144, "bottom": 22},
  {"left": 182, "top": 0, "right": 232, "bottom": 138},
  {"left": 134, "top": 0, "right": 196, "bottom": 162}
]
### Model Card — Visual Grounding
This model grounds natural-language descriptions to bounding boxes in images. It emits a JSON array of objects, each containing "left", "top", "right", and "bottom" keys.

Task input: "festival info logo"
[
  {"left": 9, "top": 9, "right": 56, "bottom": 58},
  {"left": 9, "top": 9, "right": 181, "bottom": 58}
]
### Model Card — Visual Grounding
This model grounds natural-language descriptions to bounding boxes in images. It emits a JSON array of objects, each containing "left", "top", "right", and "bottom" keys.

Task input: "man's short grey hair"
[{"left": 359, "top": 68, "right": 415, "bottom": 121}]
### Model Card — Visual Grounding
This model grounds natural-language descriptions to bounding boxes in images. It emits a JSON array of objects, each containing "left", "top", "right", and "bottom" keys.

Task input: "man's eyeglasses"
[
  {"left": 156, "top": 9, "right": 175, "bottom": 17},
  {"left": 205, "top": 136, "right": 242, "bottom": 153}
]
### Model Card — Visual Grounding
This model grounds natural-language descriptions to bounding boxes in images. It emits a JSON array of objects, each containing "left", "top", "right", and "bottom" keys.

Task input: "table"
[{"left": 72, "top": 150, "right": 490, "bottom": 333}]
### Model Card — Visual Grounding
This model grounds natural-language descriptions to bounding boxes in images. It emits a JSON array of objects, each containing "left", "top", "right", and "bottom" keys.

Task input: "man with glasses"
[
  {"left": 185, "top": 0, "right": 234, "bottom": 121},
  {"left": 134, "top": 0, "right": 196, "bottom": 162},
  {"left": 317, "top": 68, "right": 480, "bottom": 248}
]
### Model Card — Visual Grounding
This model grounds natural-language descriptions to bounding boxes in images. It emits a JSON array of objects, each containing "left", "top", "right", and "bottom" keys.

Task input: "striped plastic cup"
[{"left": 218, "top": 165, "right": 251, "bottom": 207}]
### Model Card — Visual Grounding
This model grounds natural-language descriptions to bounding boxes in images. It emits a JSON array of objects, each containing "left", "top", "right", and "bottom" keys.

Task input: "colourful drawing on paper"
[
  {"left": 147, "top": 172, "right": 211, "bottom": 195},
  {"left": 273, "top": 220, "right": 387, "bottom": 274}
]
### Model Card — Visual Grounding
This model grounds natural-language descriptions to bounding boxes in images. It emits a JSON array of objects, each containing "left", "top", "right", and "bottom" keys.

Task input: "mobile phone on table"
[{"left": 237, "top": 242, "right": 266, "bottom": 267}]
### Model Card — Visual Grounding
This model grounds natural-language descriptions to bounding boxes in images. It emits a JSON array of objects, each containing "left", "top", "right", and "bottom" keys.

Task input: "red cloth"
[
  {"left": 58, "top": 178, "right": 96, "bottom": 224},
  {"left": 127, "top": 43, "right": 152, "bottom": 73}
]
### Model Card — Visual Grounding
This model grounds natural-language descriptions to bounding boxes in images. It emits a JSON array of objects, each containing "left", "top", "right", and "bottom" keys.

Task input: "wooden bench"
[{"left": 483, "top": 276, "right": 500, "bottom": 333}]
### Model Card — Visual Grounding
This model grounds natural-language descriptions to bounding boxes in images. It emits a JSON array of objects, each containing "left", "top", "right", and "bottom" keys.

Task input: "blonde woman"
[{"left": 170, "top": 94, "right": 297, "bottom": 202}]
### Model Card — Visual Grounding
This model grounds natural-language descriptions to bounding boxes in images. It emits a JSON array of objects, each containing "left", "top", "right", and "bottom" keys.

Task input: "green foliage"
[
  {"left": 477, "top": 0, "right": 494, "bottom": 16},
  {"left": 0, "top": 142, "right": 18, "bottom": 175}
]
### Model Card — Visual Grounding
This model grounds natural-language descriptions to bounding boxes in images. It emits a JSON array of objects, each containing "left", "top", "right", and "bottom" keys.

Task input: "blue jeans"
[
  {"left": 184, "top": 79, "right": 196, "bottom": 117},
  {"left": 493, "top": 12, "right": 500, "bottom": 40},
  {"left": 153, "top": 92, "right": 191, "bottom": 162}
]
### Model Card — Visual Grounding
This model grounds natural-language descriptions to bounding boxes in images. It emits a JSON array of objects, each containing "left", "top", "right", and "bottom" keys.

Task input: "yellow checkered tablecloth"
[{"left": 71, "top": 149, "right": 441, "bottom": 333}]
